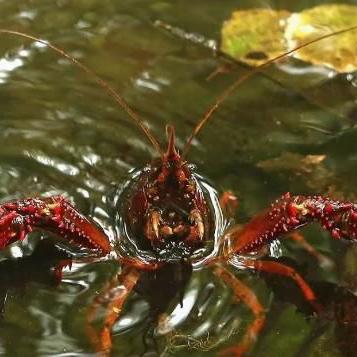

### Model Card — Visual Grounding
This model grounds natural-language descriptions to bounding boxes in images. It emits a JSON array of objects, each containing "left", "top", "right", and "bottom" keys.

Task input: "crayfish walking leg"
[
  {"left": 213, "top": 266, "right": 265, "bottom": 357},
  {"left": 86, "top": 266, "right": 140, "bottom": 354},
  {"left": 286, "top": 232, "right": 334, "bottom": 268}
]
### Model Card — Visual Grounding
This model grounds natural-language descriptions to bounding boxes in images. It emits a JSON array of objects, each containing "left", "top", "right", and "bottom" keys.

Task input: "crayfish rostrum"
[{"left": 1, "top": 25, "right": 357, "bottom": 357}]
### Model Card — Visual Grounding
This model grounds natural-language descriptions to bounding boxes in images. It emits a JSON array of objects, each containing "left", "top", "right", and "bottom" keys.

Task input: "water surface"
[{"left": 0, "top": 1, "right": 357, "bottom": 356}]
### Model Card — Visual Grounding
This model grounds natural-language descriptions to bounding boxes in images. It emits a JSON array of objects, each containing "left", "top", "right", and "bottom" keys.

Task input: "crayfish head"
[{"left": 124, "top": 125, "right": 212, "bottom": 260}]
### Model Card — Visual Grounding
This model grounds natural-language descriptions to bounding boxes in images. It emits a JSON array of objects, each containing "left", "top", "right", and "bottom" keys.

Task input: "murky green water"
[{"left": 1, "top": 1, "right": 357, "bottom": 356}]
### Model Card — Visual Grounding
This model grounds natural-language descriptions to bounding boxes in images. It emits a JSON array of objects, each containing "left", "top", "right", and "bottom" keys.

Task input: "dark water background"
[{"left": 1, "top": 0, "right": 357, "bottom": 356}]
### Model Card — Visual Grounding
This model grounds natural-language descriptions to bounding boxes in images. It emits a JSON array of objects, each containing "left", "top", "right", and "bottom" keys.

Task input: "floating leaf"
[
  {"left": 221, "top": 9, "right": 290, "bottom": 66},
  {"left": 221, "top": 5, "right": 357, "bottom": 72},
  {"left": 286, "top": 4, "right": 357, "bottom": 73}
]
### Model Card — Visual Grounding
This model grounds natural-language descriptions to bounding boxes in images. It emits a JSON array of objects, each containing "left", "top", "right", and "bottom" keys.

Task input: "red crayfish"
[{"left": 0, "top": 24, "right": 357, "bottom": 356}]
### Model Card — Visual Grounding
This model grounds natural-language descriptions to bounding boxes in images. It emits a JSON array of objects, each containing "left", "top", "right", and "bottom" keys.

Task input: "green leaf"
[
  {"left": 221, "top": 5, "right": 357, "bottom": 72},
  {"left": 286, "top": 4, "right": 357, "bottom": 73},
  {"left": 221, "top": 9, "right": 290, "bottom": 66}
]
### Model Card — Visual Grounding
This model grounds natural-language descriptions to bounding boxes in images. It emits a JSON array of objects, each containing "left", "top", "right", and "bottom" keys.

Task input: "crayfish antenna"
[
  {"left": 182, "top": 24, "right": 357, "bottom": 159},
  {"left": 0, "top": 29, "right": 163, "bottom": 156}
]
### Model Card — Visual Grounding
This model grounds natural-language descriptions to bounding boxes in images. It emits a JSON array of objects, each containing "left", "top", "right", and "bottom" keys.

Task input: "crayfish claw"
[{"left": 0, "top": 196, "right": 111, "bottom": 255}]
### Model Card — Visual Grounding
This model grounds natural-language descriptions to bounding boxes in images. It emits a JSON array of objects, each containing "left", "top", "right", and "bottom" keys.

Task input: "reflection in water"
[
  {"left": 163, "top": 288, "right": 198, "bottom": 332},
  {"left": 9, "top": 245, "right": 24, "bottom": 259},
  {"left": 277, "top": 62, "right": 336, "bottom": 77},
  {"left": 0, "top": 55, "right": 24, "bottom": 84},
  {"left": 17, "top": 11, "right": 37, "bottom": 21},
  {"left": 25, "top": 150, "right": 80, "bottom": 176}
]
